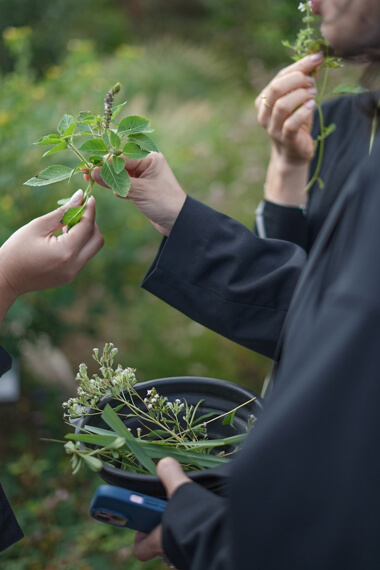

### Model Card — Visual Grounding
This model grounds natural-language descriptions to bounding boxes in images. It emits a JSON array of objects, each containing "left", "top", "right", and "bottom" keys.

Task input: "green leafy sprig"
[
  {"left": 283, "top": 2, "right": 346, "bottom": 191},
  {"left": 24, "top": 83, "right": 159, "bottom": 229},
  {"left": 61, "top": 344, "right": 257, "bottom": 476}
]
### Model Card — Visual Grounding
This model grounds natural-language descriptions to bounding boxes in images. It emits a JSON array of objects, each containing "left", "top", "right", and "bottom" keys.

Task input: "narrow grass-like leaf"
[{"left": 102, "top": 404, "right": 157, "bottom": 474}]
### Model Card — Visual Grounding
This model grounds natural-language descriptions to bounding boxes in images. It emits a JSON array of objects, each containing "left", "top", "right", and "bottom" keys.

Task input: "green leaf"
[
  {"left": 43, "top": 140, "right": 68, "bottom": 157},
  {"left": 24, "top": 165, "right": 73, "bottom": 186},
  {"left": 111, "top": 101, "right": 127, "bottom": 119},
  {"left": 88, "top": 156, "right": 104, "bottom": 166},
  {"left": 122, "top": 142, "right": 150, "bottom": 160},
  {"left": 60, "top": 205, "right": 85, "bottom": 230},
  {"left": 63, "top": 121, "right": 77, "bottom": 137},
  {"left": 112, "top": 155, "right": 125, "bottom": 174},
  {"left": 118, "top": 115, "right": 151, "bottom": 135},
  {"left": 77, "top": 122, "right": 93, "bottom": 135},
  {"left": 101, "top": 404, "right": 157, "bottom": 474},
  {"left": 57, "top": 198, "right": 71, "bottom": 206},
  {"left": 57, "top": 114, "right": 74, "bottom": 135},
  {"left": 34, "top": 134, "right": 63, "bottom": 146},
  {"left": 81, "top": 454, "right": 103, "bottom": 472},
  {"left": 140, "top": 442, "right": 229, "bottom": 468},
  {"left": 100, "top": 161, "right": 131, "bottom": 196},
  {"left": 332, "top": 83, "right": 368, "bottom": 95},
  {"left": 110, "top": 130, "right": 121, "bottom": 148},
  {"left": 128, "top": 133, "right": 159, "bottom": 153},
  {"left": 222, "top": 409, "right": 237, "bottom": 428},
  {"left": 79, "top": 139, "right": 108, "bottom": 156},
  {"left": 66, "top": 433, "right": 126, "bottom": 449}
]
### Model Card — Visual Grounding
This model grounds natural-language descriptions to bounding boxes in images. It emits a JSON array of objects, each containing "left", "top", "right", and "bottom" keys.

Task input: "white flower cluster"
[
  {"left": 62, "top": 344, "right": 137, "bottom": 419},
  {"left": 298, "top": 1, "right": 312, "bottom": 12}
]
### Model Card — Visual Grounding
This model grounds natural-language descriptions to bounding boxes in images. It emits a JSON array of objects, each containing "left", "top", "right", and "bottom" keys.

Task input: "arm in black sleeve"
[
  {"left": 162, "top": 483, "right": 230, "bottom": 570},
  {"left": 141, "top": 196, "right": 307, "bottom": 360},
  {"left": 0, "top": 346, "right": 24, "bottom": 552},
  {"left": 254, "top": 199, "right": 308, "bottom": 248}
]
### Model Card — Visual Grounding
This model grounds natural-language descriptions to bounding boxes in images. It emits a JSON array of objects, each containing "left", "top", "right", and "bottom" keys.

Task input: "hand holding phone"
[{"left": 90, "top": 485, "right": 167, "bottom": 534}]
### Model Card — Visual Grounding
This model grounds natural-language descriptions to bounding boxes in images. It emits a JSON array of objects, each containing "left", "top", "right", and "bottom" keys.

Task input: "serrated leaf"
[
  {"left": 111, "top": 101, "right": 127, "bottom": 119},
  {"left": 57, "top": 114, "right": 74, "bottom": 135},
  {"left": 24, "top": 165, "right": 73, "bottom": 186},
  {"left": 63, "top": 121, "right": 77, "bottom": 137},
  {"left": 110, "top": 130, "right": 121, "bottom": 148},
  {"left": 112, "top": 155, "right": 125, "bottom": 174},
  {"left": 60, "top": 205, "right": 85, "bottom": 230},
  {"left": 79, "top": 139, "right": 108, "bottom": 156},
  {"left": 100, "top": 161, "right": 131, "bottom": 196},
  {"left": 88, "top": 156, "right": 104, "bottom": 166},
  {"left": 118, "top": 115, "right": 151, "bottom": 135},
  {"left": 128, "top": 133, "right": 159, "bottom": 153},
  {"left": 77, "top": 122, "right": 93, "bottom": 135},
  {"left": 43, "top": 140, "right": 68, "bottom": 157},
  {"left": 122, "top": 142, "right": 150, "bottom": 159},
  {"left": 35, "top": 134, "right": 63, "bottom": 146},
  {"left": 101, "top": 404, "right": 157, "bottom": 474}
]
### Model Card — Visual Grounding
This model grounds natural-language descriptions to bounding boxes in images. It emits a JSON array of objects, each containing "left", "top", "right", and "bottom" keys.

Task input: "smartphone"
[{"left": 90, "top": 485, "right": 167, "bottom": 533}]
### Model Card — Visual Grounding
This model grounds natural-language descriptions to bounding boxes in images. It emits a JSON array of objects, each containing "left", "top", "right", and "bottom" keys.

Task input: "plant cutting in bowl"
[{"left": 59, "top": 344, "right": 261, "bottom": 497}]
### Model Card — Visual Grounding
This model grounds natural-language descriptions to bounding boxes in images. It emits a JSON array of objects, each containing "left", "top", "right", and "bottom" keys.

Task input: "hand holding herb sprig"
[
  {"left": 24, "top": 83, "right": 159, "bottom": 229},
  {"left": 283, "top": 2, "right": 344, "bottom": 191},
  {"left": 62, "top": 344, "right": 257, "bottom": 476}
]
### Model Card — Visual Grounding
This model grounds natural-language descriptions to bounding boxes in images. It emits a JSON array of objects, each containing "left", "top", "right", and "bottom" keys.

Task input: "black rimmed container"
[{"left": 75, "top": 376, "right": 263, "bottom": 499}]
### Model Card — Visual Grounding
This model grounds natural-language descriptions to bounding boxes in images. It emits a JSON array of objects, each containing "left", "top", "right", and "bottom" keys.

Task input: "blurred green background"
[{"left": 0, "top": 1, "right": 355, "bottom": 568}]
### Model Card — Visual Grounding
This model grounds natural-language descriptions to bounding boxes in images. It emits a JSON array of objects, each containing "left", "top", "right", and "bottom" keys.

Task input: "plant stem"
[{"left": 304, "top": 101, "right": 326, "bottom": 193}]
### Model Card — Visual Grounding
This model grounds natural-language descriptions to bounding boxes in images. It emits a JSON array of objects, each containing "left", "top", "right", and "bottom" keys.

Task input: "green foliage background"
[{"left": 0, "top": 1, "right": 354, "bottom": 567}]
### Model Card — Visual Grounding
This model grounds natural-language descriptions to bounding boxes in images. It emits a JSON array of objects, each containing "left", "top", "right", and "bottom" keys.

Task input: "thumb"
[
  {"left": 157, "top": 457, "right": 192, "bottom": 499},
  {"left": 36, "top": 189, "right": 84, "bottom": 233}
]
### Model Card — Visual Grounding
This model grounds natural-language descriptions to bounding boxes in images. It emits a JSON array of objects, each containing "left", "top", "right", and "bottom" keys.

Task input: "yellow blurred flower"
[
  {"left": 45, "top": 66, "right": 62, "bottom": 80},
  {"left": 0, "top": 111, "right": 10, "bottom": 126},
  {"left": 3, "top": 26, "right": 32, "bottom": 42},
  {"left": 1, "top": 195, "right": 14, "bottom": 211}
]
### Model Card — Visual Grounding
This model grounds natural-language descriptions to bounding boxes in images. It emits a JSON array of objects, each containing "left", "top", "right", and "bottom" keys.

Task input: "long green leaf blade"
[{"left": 24, "top": 165, "right": 73, "bottom": 186}]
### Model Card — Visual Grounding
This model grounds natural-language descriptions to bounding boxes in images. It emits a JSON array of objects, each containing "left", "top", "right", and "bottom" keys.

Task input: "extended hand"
[
  {"left": 0, "top": 191, "right": 104, "bottom": 309},
  {"left": 134, "top": 457, "right": 192, "bottom": 563},
  {"left": 89, "top": 152, "right": 187, "bottom": 237}
]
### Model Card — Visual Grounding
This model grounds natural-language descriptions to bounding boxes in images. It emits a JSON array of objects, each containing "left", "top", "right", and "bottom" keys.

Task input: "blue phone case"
[{"left": 90, "top": 485, "right": 167, "bottom": 533}]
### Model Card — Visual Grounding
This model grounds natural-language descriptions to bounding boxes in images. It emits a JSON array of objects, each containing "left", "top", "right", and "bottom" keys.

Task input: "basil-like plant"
[
  {"left": 61, "top": 344, "right": 257, "bottom": 476},
  {"left": 284, "top": 2, "right": 367, "bottom": 190},
  {"left": 24, "top": 83, "right": 159, "bottom": 229}
]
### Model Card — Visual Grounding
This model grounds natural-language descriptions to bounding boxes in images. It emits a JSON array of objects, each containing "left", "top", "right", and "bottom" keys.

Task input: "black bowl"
[{"left": 75, "top": 376, "right": 262, "bottom": 498}]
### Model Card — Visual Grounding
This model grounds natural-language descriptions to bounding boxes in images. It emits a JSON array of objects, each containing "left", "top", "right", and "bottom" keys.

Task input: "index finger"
[{"left": 276, "top": 52, "right": 324, "bottom": 79}]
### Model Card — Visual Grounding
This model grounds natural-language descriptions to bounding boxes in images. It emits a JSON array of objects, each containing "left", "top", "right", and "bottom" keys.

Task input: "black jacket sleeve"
[
  {"left": 0, "top": 346, "right": 24, "bottom": 552},
  {"left": 141, "top": 196, "right": 307, "bottom": 360},
  {"left": 162, "top": 484, "right": 230, "bottom": 570}
]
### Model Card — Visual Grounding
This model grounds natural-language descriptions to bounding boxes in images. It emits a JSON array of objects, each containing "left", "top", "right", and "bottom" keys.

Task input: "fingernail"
[
  {"left": 70, "top": 189, "right": 83, "bottom": 205},
  {"left": 306, "top": 76, "right": 315, "bottom": 84},
  {"left": 310, "top": 52, "right": 324, "bottom": 62},
  {"left": 308, "top": 88, "right": 318, "bottom": 95},
  {"left": 305, "top": 99, "right": 316, "bottom": 110}
]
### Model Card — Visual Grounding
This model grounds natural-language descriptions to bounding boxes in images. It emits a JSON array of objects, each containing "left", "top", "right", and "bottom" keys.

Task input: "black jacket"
[
  {"left": 0, "top": 347, "right": 24, "bottom": 553},
  {"left": 141, "top": 100, "right": 380, "bottom": 568}
]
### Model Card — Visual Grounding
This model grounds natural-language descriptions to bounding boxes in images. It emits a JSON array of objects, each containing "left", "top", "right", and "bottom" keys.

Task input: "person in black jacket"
[
  {"left": 89, "top": 2, "right": 380, "bottom": 568},
  {"left": 0, "top": 192, "right": 104, "bottom": 553}
]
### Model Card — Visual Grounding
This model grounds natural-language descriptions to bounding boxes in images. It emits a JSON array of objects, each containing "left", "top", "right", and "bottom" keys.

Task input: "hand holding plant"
[{"left": 24, "top": 83, "right": 159, "bottom": 229}]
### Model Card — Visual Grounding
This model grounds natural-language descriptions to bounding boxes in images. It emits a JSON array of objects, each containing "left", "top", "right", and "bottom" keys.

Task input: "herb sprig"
[
  {"left": 24, "top": 83, "right": 158, "bottom": 229},
  {"left": 61, "top": 344, "right": 257, "bottom": 476},
  {"left": 284, "top": 2, "right": 369, "bottom": 191}
]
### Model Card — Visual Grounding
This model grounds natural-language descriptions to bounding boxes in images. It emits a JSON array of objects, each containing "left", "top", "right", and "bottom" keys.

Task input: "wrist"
[
  {"left": 264, "top": 150, "right": 310, "bottom": 207},
  {"left": 0, "top": 270, "right": 18, "bottom": 323}
]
